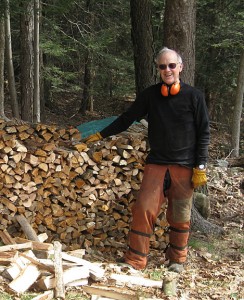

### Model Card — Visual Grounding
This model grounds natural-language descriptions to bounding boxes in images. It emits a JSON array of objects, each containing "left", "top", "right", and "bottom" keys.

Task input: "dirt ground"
[{"left": 1, "top": 96, "right": 244, "bottom": 299}]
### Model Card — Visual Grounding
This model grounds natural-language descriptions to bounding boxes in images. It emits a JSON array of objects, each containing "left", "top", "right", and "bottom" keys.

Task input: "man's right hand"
[{"left": 83, "top": 132, "right": 103, "bottom": 143}]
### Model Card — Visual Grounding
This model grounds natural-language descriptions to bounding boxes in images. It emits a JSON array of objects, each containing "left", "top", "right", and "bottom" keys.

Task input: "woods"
[
  {"left": 0, "top": 0, "right": 243, "bottom": 299},
  {"left": 0, "top": 0, "right": 242, "bottom": 156}
]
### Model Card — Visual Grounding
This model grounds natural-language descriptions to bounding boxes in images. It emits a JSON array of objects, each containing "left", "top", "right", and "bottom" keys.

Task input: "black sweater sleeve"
[{"left": 100, "top": 87, "right": 150, "bottom": 138}]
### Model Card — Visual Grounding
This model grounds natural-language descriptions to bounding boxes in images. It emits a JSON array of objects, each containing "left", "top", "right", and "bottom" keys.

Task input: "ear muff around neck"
[{"left": 161, "top": 82, "right": 181, "bottom": 97}]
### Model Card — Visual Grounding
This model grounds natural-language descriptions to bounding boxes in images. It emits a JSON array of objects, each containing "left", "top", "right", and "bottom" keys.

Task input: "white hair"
[{"left": 155, "top": 47, "right": 183, "bottom": 64}]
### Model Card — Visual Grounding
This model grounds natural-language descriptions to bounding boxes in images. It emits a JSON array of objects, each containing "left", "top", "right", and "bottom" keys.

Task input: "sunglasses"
[{"left": 158, "top": 63, "right": 178, "bottom": 70}]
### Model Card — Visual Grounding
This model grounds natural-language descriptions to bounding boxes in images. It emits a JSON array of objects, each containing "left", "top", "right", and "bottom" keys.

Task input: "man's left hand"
[{"left": 192, "top": 168, "right": 207, "bottom": 188}]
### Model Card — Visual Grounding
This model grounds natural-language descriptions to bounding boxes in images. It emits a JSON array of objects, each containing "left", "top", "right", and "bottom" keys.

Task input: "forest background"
[
  {"left": 0, "top": 0, "right": 243, "bottom": 158},
  {"left": 0, "top": 1, "right": 243, "bottom": 299}
]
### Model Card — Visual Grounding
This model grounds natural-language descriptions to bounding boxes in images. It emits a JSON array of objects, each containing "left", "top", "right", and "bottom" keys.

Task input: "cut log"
[
  {"left": 109, "top": 273, "right": 162, "bottom": 288},
  {"left": 15, "top": 237, "right": 53, "bottom": 251},
  {"left": 0, "top": 251, "right": 18, "bottom": 265},
  {"left": 162, "top": 273, "right": 178, "bottom": 296},
  {"left": 53, "top": 241, "right": 65, "bottom": 299},
  {"left": 83, "top": 286, "right": 136, "bottom": 300},
  {"left": 19, "top": 252, "right": 55, "bottom": 273},
  {"left": 61, "top": 252, "right": 105, "bottom": 280},
  {"left": 35, "top": 266, "right": 89, "bottom": 290},
  {"left": 0, "top": 242, "right": 33, "bottom": 252},
  {"left": 9, "top": 263, "right": 40, "bottom": 293},
  {"left": 15, "top": 214, "right": 40, "bottom": 241},
  {"left": 0, "top": 230, "right": 16, "bottom": 245},
  {"left": 3, "top": 250, "right": 36, "bottom": 280}
]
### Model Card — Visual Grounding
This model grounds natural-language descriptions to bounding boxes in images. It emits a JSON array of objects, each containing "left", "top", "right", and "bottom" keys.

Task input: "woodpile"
[
  {"left": 0, "top": 119, "right": 168, "bottom": 252},
  {"left": 0, "top": 230, "right": 166, "bottom": 299}
]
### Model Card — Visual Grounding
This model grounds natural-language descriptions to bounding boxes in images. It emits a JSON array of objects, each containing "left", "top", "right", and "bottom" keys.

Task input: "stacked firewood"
[{"left": 0, "top": 119, "right": 168, "bottom": 252}]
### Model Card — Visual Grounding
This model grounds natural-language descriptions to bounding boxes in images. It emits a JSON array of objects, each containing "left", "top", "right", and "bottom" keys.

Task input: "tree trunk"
[
  {"left": 80, "top": 51, "right": 93, "bottom": 114},
  {"left": 231, "top": 49, "right": 244, "bottom": 158},
  {"left": 20, "top": 0, "right": 34, "bottom": 122},
  {"left": 80, "top": 0, "right": 94, "bottom": 114},
  {"left": 130, "top": 0, "right": 155, "bottom": 95},
  {"left": 4, "top": 0, "right": 19, "bottom": 119},
  {"left": 33, "top": 0, "right": 40, "bottom": 123},
  {"left": 0, "top": 12, "right": 5, "bottom": 118},
  {"left": 39, "top": 1, "right": 48, "bottom": 118},
  {"left": 163, "top": 0, "right": 196, "bottom": 86}
]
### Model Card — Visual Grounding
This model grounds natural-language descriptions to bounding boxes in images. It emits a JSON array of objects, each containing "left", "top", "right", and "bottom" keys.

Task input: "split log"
[
  {"left": 15, "top": 237, "right": 53, "bottom": 251},
  {"left": 0, "top": 242, "right": 33, "bottom": 252},
  {"left": 9, "top": 263, "right": 40, "bottom": 293},
  {"left": 19, "top": 252, "right": 55, "bottom": 273},
  {"left": 0, "top": 230, "right": 16, "bottom": 244},
  {"left": 35, "top": 266, "right": 89, "bottom": 290},
  {"left": 0, "top": 251, "right": 18, "bottom": 265},
  {"left": 83, "top": 286, "right": 136, "bottom": 300},
  {"left": 110, "top": 273, "right": 162, "bottom": 288},
  {"left": 61, "top": 252, "right": 105, "bottom": 280},
  {"left": 3, "top": 250, "right": 36, "bottom": 280}
]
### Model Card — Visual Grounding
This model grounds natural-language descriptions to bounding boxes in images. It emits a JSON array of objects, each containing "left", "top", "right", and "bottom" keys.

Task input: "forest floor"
[{"left": 1, "top": 96, "right": 244, "bottom": 299}]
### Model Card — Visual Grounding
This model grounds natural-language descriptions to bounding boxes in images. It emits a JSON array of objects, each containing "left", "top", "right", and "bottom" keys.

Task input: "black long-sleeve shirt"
[{"left": 100, "top": 82, "right": 210, "bottom": 167}]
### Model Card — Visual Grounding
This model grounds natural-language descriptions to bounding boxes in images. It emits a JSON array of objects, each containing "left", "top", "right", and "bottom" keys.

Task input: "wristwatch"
[{"left": 198, "top": 164, "right": 206, "bottom": 170}]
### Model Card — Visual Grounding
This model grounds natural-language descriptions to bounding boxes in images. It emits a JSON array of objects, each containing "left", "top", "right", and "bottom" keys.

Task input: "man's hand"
[
  {"left": 192, "top": 168, "right": 207, "bottom": 188},
  {"left": 83, "top": 132, "right": 102, "bottom": 143}
]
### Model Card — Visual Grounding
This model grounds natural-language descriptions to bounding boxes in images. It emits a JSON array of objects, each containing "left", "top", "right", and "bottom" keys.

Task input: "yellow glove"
[
  {"left": 192, "top": 168, "right": 207, "bottom": 188},
  {"left": 83, "top": 132, "right": 102, "bottom": 143}
]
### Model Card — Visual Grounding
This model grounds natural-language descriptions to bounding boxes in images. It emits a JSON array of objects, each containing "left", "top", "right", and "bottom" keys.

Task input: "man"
[{"left": 84, "top": 47, "right": 210, "bottom": 273}]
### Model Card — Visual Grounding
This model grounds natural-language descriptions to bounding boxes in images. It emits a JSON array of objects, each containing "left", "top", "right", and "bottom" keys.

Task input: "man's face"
[{"left": 157, "top": 51, "right": 183, "bottom": 85}]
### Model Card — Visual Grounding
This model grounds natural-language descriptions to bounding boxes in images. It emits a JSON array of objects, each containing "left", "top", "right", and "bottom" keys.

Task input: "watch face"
[{"left": 199, "top": 164, "right": 205, "bottom": 170}]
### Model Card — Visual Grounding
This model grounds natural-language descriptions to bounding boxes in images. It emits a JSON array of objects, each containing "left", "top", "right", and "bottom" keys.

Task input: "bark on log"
[
  {"left": 226, "top": 156, "right": 244, "bottom": 167},
  {"left": 163, "top": 273, "right": 177, "bottom": 296},
  {"left": 15, "top": 214, "right": 40, "bottom": 241},
  {"left": 53, "top": 241, "right": 65, "bottom": 299},
  {"left": 191, "top": 203, "right": 224, "bottom": 236}
]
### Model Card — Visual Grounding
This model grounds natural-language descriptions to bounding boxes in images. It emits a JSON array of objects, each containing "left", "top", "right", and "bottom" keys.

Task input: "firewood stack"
[{"left": 0, "top": 119, "right": 168, "bottom": 252}]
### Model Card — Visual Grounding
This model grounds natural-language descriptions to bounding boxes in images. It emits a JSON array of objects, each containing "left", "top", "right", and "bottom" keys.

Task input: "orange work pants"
[{"left": 124, "top": 164, "right": 194, "bottom": 270}]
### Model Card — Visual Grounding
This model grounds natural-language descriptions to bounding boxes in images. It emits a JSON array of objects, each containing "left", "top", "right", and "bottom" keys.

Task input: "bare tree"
[
  {"left": 33, "top": 0, "right": 40, "bottom": 122},
  {"left": 130, "top": 0, "right": 155, "bottom": 95},
  {"left": 0, "top": 11, "right": 6, "bottom": 119},
  {"left": 163, "top": 0, "right": 196, "bottom": 86},
  {"left": 80, "top": 0, "right": 94, "bottom": 114},
  {"left": 20, "top": 0, "right": 34, "bottom": 122},
  {"left": 4, "top": 0, "right": 19, "bottom": 119},
  {"left": 231, "top": 49, "right": 244, "bottom": 158}
]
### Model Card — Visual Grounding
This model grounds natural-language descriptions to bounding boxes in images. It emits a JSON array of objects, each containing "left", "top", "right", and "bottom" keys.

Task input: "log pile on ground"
[
  {"left": 0, "top": 119, "right": 169, "bottom": 252},
  {"left": 0, "top": 229, "right": 166, "bottom": 299}
]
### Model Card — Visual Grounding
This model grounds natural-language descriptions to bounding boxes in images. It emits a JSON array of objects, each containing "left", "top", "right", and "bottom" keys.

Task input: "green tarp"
[{"left": 77, "top": 116, "right": 117, "bottom": 138}]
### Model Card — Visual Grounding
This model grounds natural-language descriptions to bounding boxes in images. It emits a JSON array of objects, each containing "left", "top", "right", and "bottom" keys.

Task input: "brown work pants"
[{"left": 124, "top": 164, "right": 194, "bottom": 270}]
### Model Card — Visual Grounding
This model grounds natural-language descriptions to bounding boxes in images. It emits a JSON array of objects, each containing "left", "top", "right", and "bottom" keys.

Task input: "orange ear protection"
[{"left": 161, "top": 82, "right": 181, "bottom": 97}]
